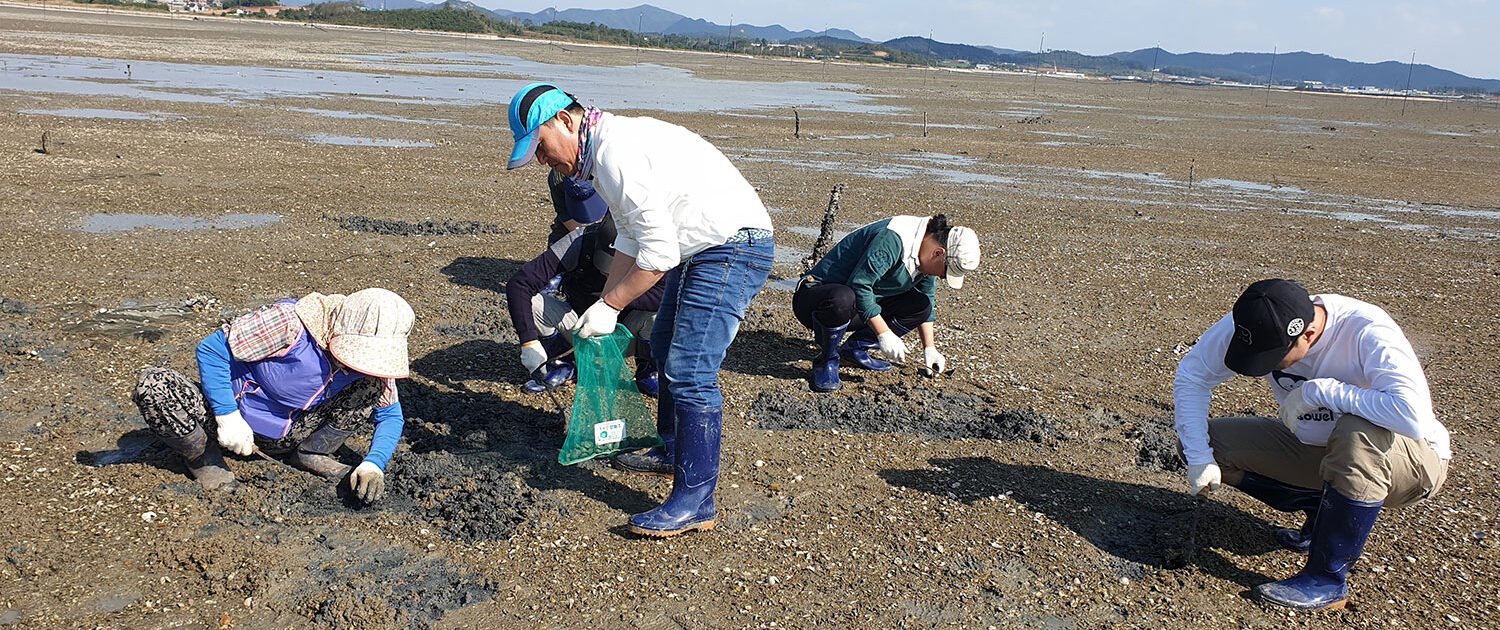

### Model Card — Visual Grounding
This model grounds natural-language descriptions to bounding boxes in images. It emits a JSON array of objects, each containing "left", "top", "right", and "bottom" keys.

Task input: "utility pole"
[
  {"left": 1148, "top": 43, "right": 1160, "bottom": 96},
  {"left": 1401, "top": 50, "right": 1416, "bottom": 116},
  {"left": 1264, "top": 45, "right": 1276, "bottom": 106},
  {"left": 1032, "top": 31, "right": 1044, "bottom": 94}
]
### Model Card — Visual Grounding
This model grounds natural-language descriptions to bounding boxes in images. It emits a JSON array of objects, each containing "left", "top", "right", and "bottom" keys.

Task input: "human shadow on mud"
[
  {"left": 722, "top": 328, "right": 836, "bottom": 384},
  {"left": 440, "top": 256, "right": 525, "bottom": 295},
  {"left": 75, "top": 428, "right": 174, "bottom": 470},
  {"left": 880, "top": 458, "right": 1278, "bottom": 588},
  {"left": 405, "top": 343, "right": 658, "bottom": 518}
]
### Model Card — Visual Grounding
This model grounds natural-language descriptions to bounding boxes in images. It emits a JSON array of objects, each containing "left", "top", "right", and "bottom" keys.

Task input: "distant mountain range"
[
  {"left": 1111, "top": 49, "right": 1500, "bottom": 92},
  {"left": 280, "top": 1, "right": 1497, "bottom": 92}
]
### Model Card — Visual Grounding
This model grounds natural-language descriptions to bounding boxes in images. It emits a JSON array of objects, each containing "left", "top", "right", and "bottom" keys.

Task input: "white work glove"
[
  {"left": 1278, "top": 385, "right": 1334, "bottom": 433},
  {"left": 350, "top": 461, "right": 385, "bottom": 503},
  {"left": 924, "top": 346, "right": 946, "bottom": 375},
  {"left": 1187, "top": 463, "right": 1221, "bottom": 496},
  {"left": 574, "top": 300, "right": 620, "bottom": 339},
  {"left": 877, "top": 330, "right": 907, "bottom": 364},
  {"left": 215, "top": 410, "right": 255, "bottom": 457},
  {"left": 520, "top": 340, "right": 548, "bottom": 373}
]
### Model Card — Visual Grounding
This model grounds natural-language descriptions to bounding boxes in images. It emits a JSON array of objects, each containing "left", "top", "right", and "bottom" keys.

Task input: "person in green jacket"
[{"left": 793, "top": 214, "right": 981, "bottom": 392}]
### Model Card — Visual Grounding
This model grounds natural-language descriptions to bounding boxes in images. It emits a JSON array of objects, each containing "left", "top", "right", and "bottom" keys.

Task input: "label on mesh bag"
[{"left": 595, "top": 419, "right": 625, "bottom": 446}]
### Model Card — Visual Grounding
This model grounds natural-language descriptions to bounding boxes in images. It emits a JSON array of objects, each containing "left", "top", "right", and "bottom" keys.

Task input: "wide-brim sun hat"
[
  {"left": 508, "top": 82, "right": 575, "bottom": 170},
  {"left": 944, "top": 225, "right": 981, "bottom": 289},
  {"left": 327, "top": 288, "right": 415, "bottom": 378}
]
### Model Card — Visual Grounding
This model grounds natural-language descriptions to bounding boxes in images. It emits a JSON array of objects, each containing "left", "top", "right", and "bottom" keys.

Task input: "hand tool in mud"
[
  {"left": 530, "top": 356, "right": 573, "bottom": 427},
  {"left": 1181, "top": 494, "right": 1204, "bottom": 566}
]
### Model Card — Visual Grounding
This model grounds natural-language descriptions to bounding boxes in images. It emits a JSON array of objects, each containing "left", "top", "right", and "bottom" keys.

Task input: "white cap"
[{"left": 944, "top": 226, "right": 980, "bottom": 289}]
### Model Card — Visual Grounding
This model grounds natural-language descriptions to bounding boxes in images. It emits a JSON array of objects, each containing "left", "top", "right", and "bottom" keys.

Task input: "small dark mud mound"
[
  {"left": 1129, "top": 419, "right": 1186, "bottom": 472},
  {"left": 334, "top": 215, "right": 510, "bottom": 237},
  {"left": 155, "top": 526, "right": 494, "bottom": 630},
  {"left": 750, "top": 386, "right": 1056, "bottom": 442},
  {"left": 0, "top": 297, "right": 32, "bottom": 314},
  {"left": 383, "top": 450, "right": 548, "bottom": 543}
]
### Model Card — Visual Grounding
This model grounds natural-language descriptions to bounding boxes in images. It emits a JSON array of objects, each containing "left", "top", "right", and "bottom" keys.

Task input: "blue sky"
[{"left": 482, "top": 1, "right": 1500, "bottom": 80}]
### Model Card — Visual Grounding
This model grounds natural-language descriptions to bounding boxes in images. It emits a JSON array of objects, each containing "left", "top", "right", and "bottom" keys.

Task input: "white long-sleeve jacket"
[
  {"left": 586, "top": 112, "right": 773, "bottom": 272},
  {"left": 1174, "top": 294, "right": 1452, "bottom": 466}
]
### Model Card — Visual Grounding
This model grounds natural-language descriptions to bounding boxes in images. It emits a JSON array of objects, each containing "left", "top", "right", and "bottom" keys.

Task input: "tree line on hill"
[{"left": 239, "top": 2, "right": 1497, "bottom": 93}]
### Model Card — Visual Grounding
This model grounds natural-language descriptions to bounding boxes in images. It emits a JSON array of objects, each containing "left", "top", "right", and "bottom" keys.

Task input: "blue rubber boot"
[
  {"left": 839, "top": 321, "right": 909, "bottom": 371},
  {"left": 1231, "top": 472, "right": 1322, "bottom": 552},
  {"left": 612, "top": 386, "right": 674, "bottom": 477},
  {"left": 633, "top": 344, "right": 659, "bottom": 399},
  {"left": 629, "top": 405, "right": 720, "bottom": 537},
  {"left": 839, "top": 329, "right": 891, "bottom": 371},
  {"left": 1252, "top": 484, "right": 1383, "bottom": 610},
  {"left": 522, "top": 332, "right": 575, "bottom": 394},
  {"left": 811, "top": 323, "right": 847, "bottom": 392}
]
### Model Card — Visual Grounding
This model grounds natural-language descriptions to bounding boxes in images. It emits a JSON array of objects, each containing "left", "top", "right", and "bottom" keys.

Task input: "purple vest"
[{"left": 230, "top": 329, "right": 364, "bottom": 439}]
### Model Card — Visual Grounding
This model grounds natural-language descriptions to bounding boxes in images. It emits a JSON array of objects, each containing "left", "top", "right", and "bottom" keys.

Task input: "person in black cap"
[{"left": 1172, "top": 279, "right": 1451, "bottom": 610}]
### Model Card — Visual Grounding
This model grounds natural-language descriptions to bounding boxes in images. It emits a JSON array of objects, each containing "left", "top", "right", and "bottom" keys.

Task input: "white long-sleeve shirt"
[
  {"left": 1174, "top": 294, "right": 1452, "bottom": 466},
  {"left": 586, "top": 112, "right": 773, "bottom": 272}
]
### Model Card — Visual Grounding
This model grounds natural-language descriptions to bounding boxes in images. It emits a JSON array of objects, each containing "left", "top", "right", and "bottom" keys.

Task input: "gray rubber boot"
[
  {"left": 159, "top": 425, "right": 235, "bottom": 491},
  {"left": 292, "top": 423, "right": 355, "bottom": 479}
]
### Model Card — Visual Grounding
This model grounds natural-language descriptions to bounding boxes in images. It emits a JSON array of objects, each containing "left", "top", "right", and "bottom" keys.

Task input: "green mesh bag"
[{"left": 558, "top": 324, "right": 662, "bottom": 465}]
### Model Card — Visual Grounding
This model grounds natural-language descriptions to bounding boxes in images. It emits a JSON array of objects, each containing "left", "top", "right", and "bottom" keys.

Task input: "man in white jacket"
[
  {"left": 1174, "top": 279, "right": 1450, "bottom": 610},
  {"left": 506, "top": 83, "right": 775, "bottom": 537}
]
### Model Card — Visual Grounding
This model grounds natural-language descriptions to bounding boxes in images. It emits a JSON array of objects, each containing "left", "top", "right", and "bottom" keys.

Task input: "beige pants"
[
  {"left": 532, "top": 293, "right": 654, "bottom": 343},
  {"left": 1208, "top": 414, "right": 1447, "bottom": 507}
]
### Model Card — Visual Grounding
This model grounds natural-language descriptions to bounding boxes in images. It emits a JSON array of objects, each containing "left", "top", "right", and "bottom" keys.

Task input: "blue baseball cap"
[
  {"left": 507, "top": 83, "right": 575, "bottom": 170},
  {"left": 560, "top": 177, "right": 608, "bottom": 224}
]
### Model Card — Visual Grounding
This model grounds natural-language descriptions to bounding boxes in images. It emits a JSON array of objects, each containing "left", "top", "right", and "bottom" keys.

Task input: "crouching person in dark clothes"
[
  {"left": 506, "top": 215, "right": 665, "bottom": 396},
  {"left": 793, "top": 214, "right": 980, "bottom": 392},
  {"left": 131, "top": 288, "right": 415, "bottom": 503}
]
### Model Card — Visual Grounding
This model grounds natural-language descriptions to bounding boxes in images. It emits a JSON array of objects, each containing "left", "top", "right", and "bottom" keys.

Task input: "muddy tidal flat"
[{"left": 2, "top": 4, "right": 1499, "bottom": 629}]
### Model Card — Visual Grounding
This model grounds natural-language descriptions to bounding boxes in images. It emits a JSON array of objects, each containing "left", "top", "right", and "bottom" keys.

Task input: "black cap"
[{"left": 1224, "top": 279, "right": 1315, "bottom": 377}]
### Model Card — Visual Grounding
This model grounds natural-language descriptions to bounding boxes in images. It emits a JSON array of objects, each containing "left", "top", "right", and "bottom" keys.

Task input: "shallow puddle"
[
  {"left": 81, "top": 212, "right": 282, "bottom": 233},
  {"left": 1, "top": 52, "right": 899, "bottom": 114},
  {"left": 304, "top": 133, "right": 436, "bottom": 147},
  {"left": 20, "top": 107, "right": 166, "bottom": 120}
]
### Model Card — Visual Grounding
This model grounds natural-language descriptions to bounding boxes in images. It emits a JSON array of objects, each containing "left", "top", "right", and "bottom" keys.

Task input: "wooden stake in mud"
[
  {"left": 923, "top": 112, "right": 928, "bottom": 137},
  {"left": 793, "top": 107, "right": 800, "bottom": 139},
  {"left": 36, "top": 131, "right": 48, "bottom": 155},
  {"left": 801, "top": 183, "right": 846, "bottom": 274}
]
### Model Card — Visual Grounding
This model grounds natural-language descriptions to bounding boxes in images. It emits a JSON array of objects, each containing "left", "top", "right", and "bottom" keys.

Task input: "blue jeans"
[{"left": 650, "top": 234, "right": 774, "bottom": 409}]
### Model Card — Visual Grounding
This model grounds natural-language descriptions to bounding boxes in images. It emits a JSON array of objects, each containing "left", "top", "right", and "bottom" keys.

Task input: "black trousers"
[{"left": 791, "top": 282, "right": 931, "bottom": 336}]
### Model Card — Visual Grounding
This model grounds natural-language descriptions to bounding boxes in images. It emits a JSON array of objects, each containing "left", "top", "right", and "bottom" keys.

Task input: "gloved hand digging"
[
  {"left": 877, "top": 330, "right": 907, "bottom": 364},
  {"left": 215, "top": 410, "right": 255, "bottom": 456},
  {"left": 1187, "top": 462, "right": 1221, "bottom": 495},
  {"left": 350, "top": 461, "right": 385, "bottom": 503}
]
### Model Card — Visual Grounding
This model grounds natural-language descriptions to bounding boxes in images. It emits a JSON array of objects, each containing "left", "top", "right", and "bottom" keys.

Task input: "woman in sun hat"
[
  {"left": 131, "top": 288, "right": 415, "bottom": 503},
  {"left": 506, "top": 82, "right": 774, "bottom": 537}
]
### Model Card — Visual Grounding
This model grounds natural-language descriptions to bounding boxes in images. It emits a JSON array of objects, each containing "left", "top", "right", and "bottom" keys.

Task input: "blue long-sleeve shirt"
[{"left": 194, "top": 330, "right": 403, "bottom": 469}]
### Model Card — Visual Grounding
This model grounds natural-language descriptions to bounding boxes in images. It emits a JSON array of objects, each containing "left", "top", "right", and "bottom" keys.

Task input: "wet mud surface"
[
  {"left": 2, "top": 6, "right": 1498, "bottom": 630},
  {"left": 334, "top": 214, "right": 511, "bottom": 237},
  {"left": 751, "top": 385, "right": 1057, "bottom": 443}
]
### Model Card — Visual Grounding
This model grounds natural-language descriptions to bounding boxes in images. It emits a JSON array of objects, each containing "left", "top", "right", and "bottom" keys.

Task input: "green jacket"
[{"left": 805, "top": 216, "right": 937, "bottom": 323}]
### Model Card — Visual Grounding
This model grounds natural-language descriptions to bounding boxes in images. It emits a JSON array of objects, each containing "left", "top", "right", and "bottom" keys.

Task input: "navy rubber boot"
[
  {"left": 811, "top": 323, "right": 847, "bottom": 392},
  {"left": 1231, "top": 472, "right": 1322, "bottom": 552},
  {"left": 612, "top": 384, "right": 675, "bottom": 477},
  {"left": 839, "top": 329, "right": 892, "bottom": 371},
  {"left": 521, "top": 361, "right": 575, "bottom": 394},
  {"left": 629, "top": 405, "right": 720, "bottom": 537},
  {"left": 634, "top": 344, "right": 659, "bottom": 399},
  {"left": 839, "top": 321, "right": 910, "bottom": 371},
  {"left": 1252, "top": 484, "right": 1383, "bottom": 611}
]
